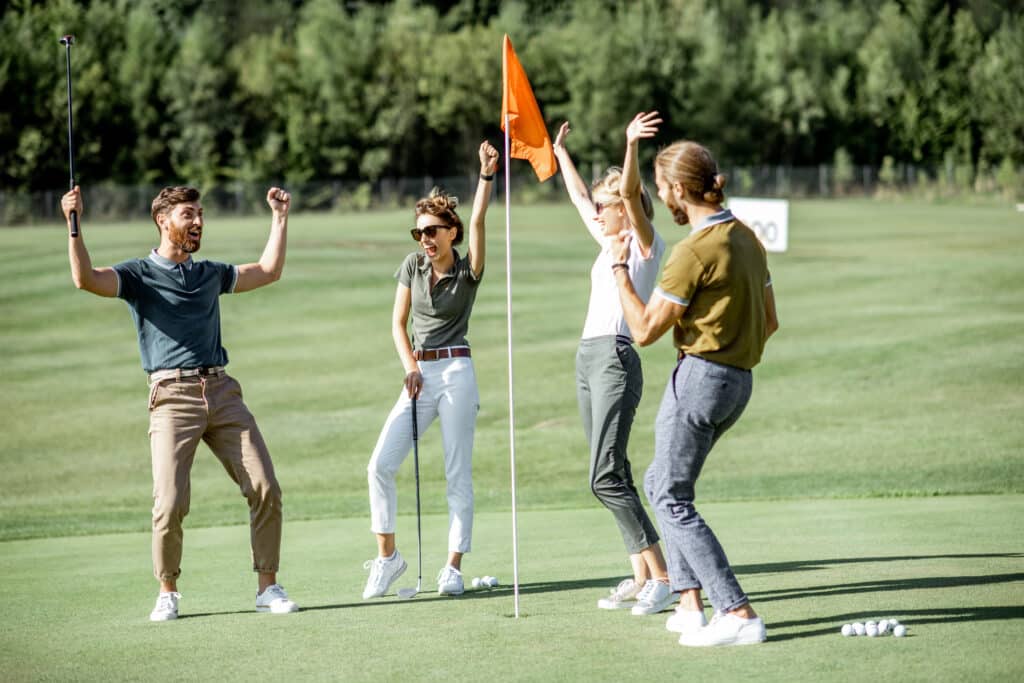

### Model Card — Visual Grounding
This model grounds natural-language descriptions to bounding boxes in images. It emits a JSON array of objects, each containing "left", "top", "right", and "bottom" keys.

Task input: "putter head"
[
  {"left": 60, "top": 35, "right": 75, "bottom": 46},
  {"left": 396, "top": 586, "right": 419, "bottom": 599}
]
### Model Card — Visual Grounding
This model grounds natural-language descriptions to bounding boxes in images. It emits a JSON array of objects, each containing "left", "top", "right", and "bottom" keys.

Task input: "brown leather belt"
[{"left": 415, "top": 346, "right": 471, "bottom": 361}]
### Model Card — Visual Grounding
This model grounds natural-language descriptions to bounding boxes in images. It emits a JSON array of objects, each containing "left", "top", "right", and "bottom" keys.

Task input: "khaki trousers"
[{"left": 148, "top": 373, "right": 282, "bottom": 581}]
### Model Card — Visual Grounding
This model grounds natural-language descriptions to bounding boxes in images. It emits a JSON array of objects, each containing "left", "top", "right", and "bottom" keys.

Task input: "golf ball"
[
  {"left": 471, "top": 577, "right": 482, "bottom": 588},
  {"left": 841, "top": 624, "right": 854, "bottom": 637},
  {"left": 866, "top": 624, "right": 878, "bottom": 637},
  {"left": 852, "top": 622, "right": 865, "bottom": 636},
  {"left": 878, "top": 620, "right": 890, "bottom": 634},
  {"left": 486, "top": 576, "right": 499, "bottom": 587},
  {"left": 893, "top": 624, "right": 907, "bottom": 637}
]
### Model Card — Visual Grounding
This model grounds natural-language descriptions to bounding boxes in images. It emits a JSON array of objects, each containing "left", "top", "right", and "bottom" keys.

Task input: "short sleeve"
[
  {"left": 112, "top": 260, "right": 142, "bottom": 302},
  {"left": 656, "top": 241, "right": 704, "bottom": 307},
  {"left": 212, "top": 262, "right": 237, "bottom": 294},
  {"left": 395, "top": 252, "right": 418, "bottom": 287}
]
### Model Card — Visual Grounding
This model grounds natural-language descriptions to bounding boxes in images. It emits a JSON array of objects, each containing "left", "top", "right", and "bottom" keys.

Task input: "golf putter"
[
  {"left": 59, "top": 35, "right": 78, "bottom": 237},
  {"left": 397, "top": 394, "right": 422, "bottom": 599}
]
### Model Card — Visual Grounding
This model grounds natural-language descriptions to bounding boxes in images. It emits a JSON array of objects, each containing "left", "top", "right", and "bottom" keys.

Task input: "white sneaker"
[
  {"left": 149, "top": 591, "right": 181, "bottom": 622},
  {"left": 679, "top": 612, "right": 767, "bottom": 647},
  {"left": 665, "top": 606, "right": 708, "bottom": 634},
  {"left": 437, "top": 565, "right": 465, "bottom": 595},
  {"left": 630, "top": 580, "right": 677, "bottom": 615},
  {"left": 256, "top": 584, "right": 299, "bottom": 613},
  {"left": 362, "top": 551, "right": 407, "bottom": 599},
  {"left": 597, "top": 579, "right": 642, "bottom": 610}
]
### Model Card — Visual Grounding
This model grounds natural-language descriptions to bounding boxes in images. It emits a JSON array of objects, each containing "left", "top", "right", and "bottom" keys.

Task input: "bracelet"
[
  {"left": 611, "top": 262, "right": 629, "bottom": 271},
  {"left": 480, "top": 172, "right": 495, "bottom": 181}
]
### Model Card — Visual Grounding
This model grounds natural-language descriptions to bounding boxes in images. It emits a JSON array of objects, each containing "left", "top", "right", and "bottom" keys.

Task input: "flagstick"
[{"left": 503, "top": 114, "right": 521, "bottom": 619}]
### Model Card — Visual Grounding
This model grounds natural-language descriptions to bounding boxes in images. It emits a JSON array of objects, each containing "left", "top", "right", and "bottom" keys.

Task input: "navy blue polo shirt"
[{"left": 112, "top": 250, "right": 238, "bottom": 373}]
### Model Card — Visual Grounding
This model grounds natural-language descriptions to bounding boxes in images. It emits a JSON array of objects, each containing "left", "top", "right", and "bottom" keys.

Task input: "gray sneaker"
[
  {"left": 362, "top": 551, "right": 407, "bottom": 599},
  {"left": 630, "top": 580, "right": 677, "bottom": 615},
  {"left": 437, "top": 565, "right": 465, "bottom": 595}
]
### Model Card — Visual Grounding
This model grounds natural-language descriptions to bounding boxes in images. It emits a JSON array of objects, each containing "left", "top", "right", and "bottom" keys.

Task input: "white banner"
[{"left": 727, "top": 197, "right": 789, "bottom": 253}]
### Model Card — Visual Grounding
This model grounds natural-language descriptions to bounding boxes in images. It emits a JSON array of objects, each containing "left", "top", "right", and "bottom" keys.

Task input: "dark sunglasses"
[{"left": 410, "top": 224, "right": 449, "bottom": 241}]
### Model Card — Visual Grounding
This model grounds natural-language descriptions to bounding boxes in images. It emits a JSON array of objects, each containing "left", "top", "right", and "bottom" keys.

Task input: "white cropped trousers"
[{"left": 367, "top": 356, "right": 479, "bottom": 553}]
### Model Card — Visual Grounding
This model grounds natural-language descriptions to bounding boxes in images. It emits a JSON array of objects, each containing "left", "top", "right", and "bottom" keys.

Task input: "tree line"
[{"left": 2, "top": 0, "right": 1022, "bottom": 193}]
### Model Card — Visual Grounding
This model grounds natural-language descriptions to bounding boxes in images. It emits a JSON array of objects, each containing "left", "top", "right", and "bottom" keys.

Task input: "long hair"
[{"left": 655, "top": 141, "right": 726, "bottom": 204}]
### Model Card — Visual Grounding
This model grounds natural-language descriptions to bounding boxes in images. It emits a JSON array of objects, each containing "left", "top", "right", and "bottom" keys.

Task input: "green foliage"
[{"left": 0, "top": 0, "right": 1023, "bottom": 190}]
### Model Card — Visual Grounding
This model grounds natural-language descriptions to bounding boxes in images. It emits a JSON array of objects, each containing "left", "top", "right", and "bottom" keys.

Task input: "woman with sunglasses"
[
  {"left": 551, "top": 115, "right": 675, "bottom": 617},
  {"left": 362, "top": 141, "right": 500, "bottom": 600}
]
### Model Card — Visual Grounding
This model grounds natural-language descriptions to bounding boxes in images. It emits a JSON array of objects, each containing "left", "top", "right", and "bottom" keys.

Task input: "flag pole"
[{"left": 504, "top": 113, "right": 521, "bottom": 619}]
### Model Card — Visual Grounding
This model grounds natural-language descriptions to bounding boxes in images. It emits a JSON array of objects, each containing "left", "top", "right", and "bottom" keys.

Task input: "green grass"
[
  {"left": 1, "top": 199, "right": 1023, "bottom": 680},
  {"left": 1, "top": 497, "right": 1022, "bottom": 681},
  {"left": 1, "top": 199, "right": 1023, "bottom": 540}
]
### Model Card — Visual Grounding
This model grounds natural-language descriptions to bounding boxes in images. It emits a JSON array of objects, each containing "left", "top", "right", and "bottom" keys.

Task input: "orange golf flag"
[{"left": 501, "top": 34, "right": 556, "bottom": 182}]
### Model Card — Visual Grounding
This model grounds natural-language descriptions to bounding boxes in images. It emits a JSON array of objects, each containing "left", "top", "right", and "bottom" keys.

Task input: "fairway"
[
  {"left": 1, "top": 199, "right": 1023, "bottom": 680},
  {"left": 1, "top": 498, "right": 1022, "bottom": 681}
]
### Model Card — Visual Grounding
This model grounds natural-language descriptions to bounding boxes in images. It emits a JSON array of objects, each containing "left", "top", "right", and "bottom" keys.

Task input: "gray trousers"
[
  {"left": 646, "top": 355, "right": 752, "bottom": 613},
  {"left": 576, "top": 336, "right": 659, "bottom": 554}
]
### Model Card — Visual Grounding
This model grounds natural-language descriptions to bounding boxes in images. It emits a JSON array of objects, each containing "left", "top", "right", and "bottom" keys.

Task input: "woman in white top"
[{"left": 552, "top": 113, "right": 674, "bottom": 616}]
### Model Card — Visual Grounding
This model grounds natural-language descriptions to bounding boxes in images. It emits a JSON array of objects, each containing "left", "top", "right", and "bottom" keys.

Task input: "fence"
[{"left": 2, "top": 163, "right": 1021, "bottom": 226}]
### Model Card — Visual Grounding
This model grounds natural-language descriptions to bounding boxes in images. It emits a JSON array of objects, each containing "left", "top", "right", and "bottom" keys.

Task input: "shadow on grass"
[
  {"left": 768, "top": 605, "right": 1024, "bottom": 642},
  {"left": 178, "top": 576, "right": 624, "bottom": 619},
  {"left": 736, "top": 552, "right": 1023, "bottom": 577}
]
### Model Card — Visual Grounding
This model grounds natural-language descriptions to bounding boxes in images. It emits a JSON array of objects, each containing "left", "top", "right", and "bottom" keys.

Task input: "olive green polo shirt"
[
  {"left": 654, "top": 209, "right": 772, "bottom": 370},
  {"left": 397, "top": 249, "right": 482, "bottom": 351}
]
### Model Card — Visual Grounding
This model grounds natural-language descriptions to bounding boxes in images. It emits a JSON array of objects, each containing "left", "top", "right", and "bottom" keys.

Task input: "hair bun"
[{"left": 428, "top": 186, "right": 458, "bottom": 210}]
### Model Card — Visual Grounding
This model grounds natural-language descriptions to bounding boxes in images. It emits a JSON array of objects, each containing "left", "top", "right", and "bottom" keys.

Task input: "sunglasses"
[{"left": 410, "top": 224, "right": 450, "bottom": 241}]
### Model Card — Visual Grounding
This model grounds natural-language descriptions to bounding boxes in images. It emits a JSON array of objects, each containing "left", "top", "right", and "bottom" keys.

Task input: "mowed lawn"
[
  {"left": 1, "top": 199, "right": 1022, "bottom": 540},
  {"left": 0, "top": 198, "right": 1023, "bottom": 680},
  {"left": 1, "top": 498, "right": 1022, "bottom": 681}
]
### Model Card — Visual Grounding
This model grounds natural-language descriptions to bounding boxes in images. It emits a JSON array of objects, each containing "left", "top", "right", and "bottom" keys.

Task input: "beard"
[
  {"left": 666, "top": 200, "right": 689, "bottom": 226},
  {"left": 169, "top": 224, "right": 201, "bottom": 253}
]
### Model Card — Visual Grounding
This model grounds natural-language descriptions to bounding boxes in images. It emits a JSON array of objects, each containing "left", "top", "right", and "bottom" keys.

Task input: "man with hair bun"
[
  {"left": 609, "top": 113, "right": 779, "bottom": 647},
  {"left": 362, "top": 141, "right": 499, "bottom": 600},
  {"left": 60, "top": 183, "right": 299, "bottom": 621}
]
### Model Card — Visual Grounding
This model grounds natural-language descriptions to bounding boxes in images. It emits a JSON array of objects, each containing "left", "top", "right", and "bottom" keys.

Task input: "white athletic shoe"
[
  {"left": 678, "top": 612, "right": 766, "bottom": 647},
  {"left": 149, "top": 591, "right": 181, "bottom": 622},
  {"left": 665, "top": 606, "right": 708, "bottom": 634},
  {"left": 362, "top": 551, "right": 408, "bottom": 599},
  {"left": 630, "top": 580, "right": 677, "bottom": 615},
  {"left": 436, "top": 565, "right": 465, "bottom": 596},
  {"left": 256, "top": 584, "right": 299, "bottom": 613},
  {"left": 597, "top": 578, "right": 642, "bottom": 610}
]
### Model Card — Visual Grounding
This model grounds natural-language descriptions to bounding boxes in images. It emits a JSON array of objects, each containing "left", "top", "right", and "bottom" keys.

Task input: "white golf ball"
[
  {"left": 471, "top": 577, "right": 482, "bottom": 588},
  {"left": 887, "top": 618, "right": 900, "bottom": 626},
  {"left": 852, "top": 622, "right": 865, "bottom": 636},
  {"left": 486, "top": 576, "right": 499, "bottom": 587},
  {"left": 865, "top": 620, "right": 877, "bottom": 629},
  {"left": 878, "top": 620, "right": 890, "bottom": 634},
  {"left": 893, "top": 624, "right": 907, "bottom": 637},
  {"left": 841, "top": 624, "right": 854, "bottom": 637},
  {"left": 866, "top": 624, "right": 878, "bottom": 637}
]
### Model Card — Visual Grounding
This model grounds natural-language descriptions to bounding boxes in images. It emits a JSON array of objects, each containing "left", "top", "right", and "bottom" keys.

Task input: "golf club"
[
  {"left": 397, "top": 395, "right": 423, "bottom": 599},
  {"left": 59, "top": 34, "right": 78, "bottom": 237}
]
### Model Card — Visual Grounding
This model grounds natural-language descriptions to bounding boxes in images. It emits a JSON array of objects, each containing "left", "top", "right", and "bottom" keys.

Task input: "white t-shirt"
[{"left": 581, "top": 228, "right": 665, "bottom": 340}]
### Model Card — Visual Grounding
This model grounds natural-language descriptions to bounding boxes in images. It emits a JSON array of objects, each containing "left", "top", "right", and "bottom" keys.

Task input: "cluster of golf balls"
[
  {"left": 471, "top": 576, "right": 499, "bottom": 589},
  {"left": 841, "top": 619, "right": 907, "bottom": 638}
]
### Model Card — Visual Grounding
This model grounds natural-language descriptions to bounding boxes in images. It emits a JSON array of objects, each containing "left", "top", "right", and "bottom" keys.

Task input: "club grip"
[{"left": 70, "top": 210, "right": 79, "bottom": 238}]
